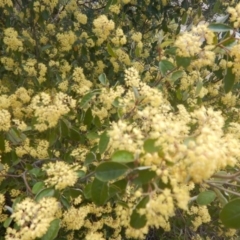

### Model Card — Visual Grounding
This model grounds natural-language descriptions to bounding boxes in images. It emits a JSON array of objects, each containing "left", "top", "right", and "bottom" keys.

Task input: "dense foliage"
[{"left": 1, "top": 0, "right": 240, "bottom": 239}]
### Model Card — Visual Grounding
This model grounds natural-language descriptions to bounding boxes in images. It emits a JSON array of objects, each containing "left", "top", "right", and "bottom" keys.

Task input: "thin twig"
[
  {"left": 205, "top": 181, "right": 240, "bottom": 197},
  {"left": 211, "top": 171, "right": 240, "bottom": 180}
]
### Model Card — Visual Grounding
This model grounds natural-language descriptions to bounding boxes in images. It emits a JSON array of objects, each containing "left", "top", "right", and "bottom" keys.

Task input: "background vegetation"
[{"left": 1, "top": 0, "right": 240, "bottom": 239}]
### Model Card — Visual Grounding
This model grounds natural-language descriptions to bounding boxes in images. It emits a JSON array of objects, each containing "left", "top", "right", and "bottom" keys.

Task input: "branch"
[
  {"left": 211, "top": 171, "right": 240, "bottom": 180},
  {"left": 205, "top": 180, "right": 240, "bottom": 197}
]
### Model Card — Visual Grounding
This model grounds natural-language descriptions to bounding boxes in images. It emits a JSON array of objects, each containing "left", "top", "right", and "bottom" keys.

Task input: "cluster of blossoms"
[
  {"left": 228, "top": 3, "right": 240, "bottom": 28},
  {"left": 5, "top": 197, "right": 59, "bottom": 240},
  {"left": 93, "top": 15, "right": 115, "bottom": 45},
  {"left": 230, "top": 43, "right": 240, "bottom": 78},
  {"left": 175, "top": 24, "right": 214, "bottom": 60},
  {"left": 3, "top": 28, "right": 23, "bottom": 52},
  {"left": 0, "top": 194, "right": 7, "bottom": 223},
  {"left": 187, "top": 205, "right": 211, "bottom": 231},
  {"left": 71, "top": 67, "right": 93, "bottom": 96},
  {"left": 2, "top": 0, "right": 240, "bottom": 239},
  {"left": 30, "top": 92, "right": 76, "bottom": 131},
  {"left": 42, "top": 161, "right": 79, "bottom": 190}
]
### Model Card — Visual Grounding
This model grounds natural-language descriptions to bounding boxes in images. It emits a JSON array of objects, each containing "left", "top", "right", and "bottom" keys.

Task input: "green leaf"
[
  {"left": 41, "top": 44, "right": 52, "bottom": 52},
  {"left": 0, "top": 134, "right": 5, "bottom": 152},
  {"left": 86, "top": 131, "right": 99, "bottom": 140},
  {"left": 208, "top": 23, "right": 233, "bottom": 32},
  {"left": 130, "top": 196, "right": 149, "bottom": 229},
  {"left": 41, "top": 219, "right": 61, "bottom": 240},
  {"left": 76, "top": 170, "right": 85, "bottom": 178},
  {"left": 69, "top": 127, "right": 82, "bottom": 141},
  {"left": 3, "top": 217, "right": 12, "bottom": 228},
  {"left": 79, "top": 90, "right": 101, "bottom": 108},
  {"left": 108, "top": 184, "right": 121, "bottom": 198},
  {"left": 95, "top": 162, "right": 129, "bottom": 182},
  {"left": 7, "top": 128, "right": 26, "bottom": 145},
  {"left": 60, "top": 196, "right": 70, "bottom": 209},
  {"left": 113, "top": 179, "right": 128, "bottom": 192},
  {"left": 59, "top": 118, "right": 70, "bottom": 138},
  {"left": 107, "top": 43, "right": 117, "bottom": 57},
  {"left": 32, "top": 182, "right": 45, "bottom": 194},
  {"left": 83, "top": 182, "right": 92, "bottom": 199},
  {"left": 143, "top": 139, "right": 159, "bottom": 153},
  {"left": 93, "top": 115, "right": 101, "bottom": 128},
  {"left": 176, "top": 56, "right": 191, "bottom": 68},
  {"left": 197, "top": 191, "right": 216, "bottom": 205},
  {"left": 35, "top": 187, "right": 55, "bottom": 202},
  {"left": 223, "top": 67, "right": 235, "bottom": 93},
  {"left": 220, "top": 199, "right": 240, "bottom": 228},
  {"left": 132, "top": 86, "right": 140, "bottom": 100},
  {"left": 99, "top": 131, "right": 110, "bottom": 154},
  {"left": 0, "top": 163, "right": 4, "bottom": 171},
  {"left": 91, "top": 178, "right": 109, "bottom": 206},
  {"left": 133, "top": 169, "right": 156, "bottom": 185},
  {"left": 159, "top": 60, "right": 175, "bottom": 76},
  {"left": 195, "top": 81, "right": 203, "bottom": 96},
  {"left": 181, "top": 12, "right": 188, "bottom": 25},
  {"left": 171, "top": 70, "right": 184, "bottom": 82},
  {"left": 164, "top": 47, "right": 177, "bottom": 55},
  {"left": 98, "top": 73, "right": 108, "bottom": 86},
  {"left": 84, "top": 152, "right": 96, "bottom": 166},
  {"left": 112, "top": 150, "right": 134, "bottom": 163},
  {"left": 83, "top": 108, "right": 93, "bottom": 127}
]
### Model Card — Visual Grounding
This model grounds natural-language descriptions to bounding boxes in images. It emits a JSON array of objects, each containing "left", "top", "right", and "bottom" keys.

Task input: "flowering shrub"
[{"left": 1, "top": 0, "right": 240, "bottom": 239}]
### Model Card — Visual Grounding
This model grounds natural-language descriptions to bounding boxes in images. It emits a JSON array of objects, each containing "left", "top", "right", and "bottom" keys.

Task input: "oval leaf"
[
  {"left": 95, "top": 162, "right": 129, "bottom": 182},
  {"left": 171, "top": 70, "right": 184, "bottom": 82},
  {"left": 197, "top": 190, "right": 216, "bottom": 205},
  {"left": 159, "top": 60, "right": 175, "bottom": 76},
  {"left": 91, "top": 178, "right": 109, "bottom": 206},
  {"left": 41, "top": 219, "right": 61, "bottom": 240},
  {"left": 224, "top": 67, "right": 235, "bottom": 93},
  {"left": 98, "top": 73, "right": 108, "bottom": 86},
  {"left": 32, "top": 181, "right": 45, "bottom": 194},
  {"left": 112, "top": 150, "right": 134, "bottom": 163},
  {"left": 35, "top": 187, "right": 55, "bottom": 202},
  {"left": 99, "top": 131, "right": 110, "bottom": 154},
  {"left": 220, "top": 198, "right": 240, "bottom": 229},
  {"left": 208, "top": 23, "right": 233, "bottom": 32},
  {"left": 130, "top": 196, "right": 149, "bottom": 229}
]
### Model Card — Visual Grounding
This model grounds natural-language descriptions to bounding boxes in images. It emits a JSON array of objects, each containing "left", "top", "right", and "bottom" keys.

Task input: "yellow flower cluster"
[
  {"left": 0, "top": 194, "right": 7, "bottom": 223},
  {"left": 5, "top": 197, "right": 59, "bottom": 240},
  {"left": 43, "top": 161, "right": 78, "bottom": 190},
  {"left": 188, "top": 205, "right": 211, "bottom": 231},
  {"left": 62, "top": 205, "right": 90, "bottom": 230},
  {"left": 228, "top": 3, "right": 240, "bottom": 28},
  {"left": 131, "top": 32, "right": 142, "bottom": 42},
  {"left": 230, "top": 43, "right": 240, "bottom": 78},
  {"left": 144, "top": 189, "right": 174, "bottom": 230},
  {"left": 0, "top": 109, "right": 11, "bottom": 131},
  {"left": 175, "top": 32, "right": 202, "bottom": 57},
  {"left": 111, "top": 28, "right": 127, "bottom": 46},
  {"left": 0, "top": 0, "right": 13, "bottom": 7},
  {"left": 124, "top": 67, "right": 140, "bottom": 87},
  {"left": 221, "top": 92, "right": 237, "bottom": 107},
  {"left": 16, "top": 138, "right": 49, "bottom": 159},
  {"left": 93, "top": 15, "right": 115, "bottom": 45},
  {"left": 98, "top": 86, "right": 124, "bottom": 110},
  {"left": 3, "top": 28, "right": 23, "bottom": 52},
  {"left": 71, "top": 67, "right": 93, "bottom": 96},
  {"left": 109, "top": 4, "right": 121, "bottom": 14},
  {"left": 175, "top": 24, "right": 214, "bottom": 58},
  {"left": 31, "top": 92, "right": 76, "bottom": 132},
  {"left": 57, "top": 31, "right": 76, "bottom": 52}
]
